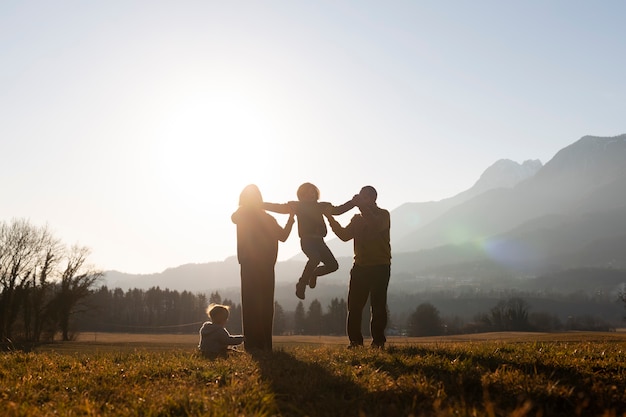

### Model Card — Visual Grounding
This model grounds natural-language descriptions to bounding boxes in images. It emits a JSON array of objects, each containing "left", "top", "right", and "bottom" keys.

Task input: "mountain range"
[
  {"left": 103, "top": 134, "right": 626, "bottom": 304},
  {"left": 390, "top": 134, "right": 626, "bottom": 275}
]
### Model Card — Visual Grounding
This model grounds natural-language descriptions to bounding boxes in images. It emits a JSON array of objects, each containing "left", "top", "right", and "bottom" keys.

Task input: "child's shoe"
[
  {"left": 308, "top": 275, "right": 317, "bottom": 289},
  {"left": 295, "top": 280, "right": 306, "bottom": 300}
]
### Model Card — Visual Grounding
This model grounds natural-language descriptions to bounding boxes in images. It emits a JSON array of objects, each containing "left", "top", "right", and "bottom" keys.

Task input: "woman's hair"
[
  {"left": 207, "top": 304, "right": 230, "bottom": 322},
  {"left": 296, "top": 182, "right": 320, "bottom": 201},
  {"left": 239, "top": 184, "right": 263, "bottom": 208}
]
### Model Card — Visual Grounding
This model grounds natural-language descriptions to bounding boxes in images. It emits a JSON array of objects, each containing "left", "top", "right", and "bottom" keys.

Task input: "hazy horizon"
[{"left": 2, "top": 2, "right": 625, "bottom": 274}]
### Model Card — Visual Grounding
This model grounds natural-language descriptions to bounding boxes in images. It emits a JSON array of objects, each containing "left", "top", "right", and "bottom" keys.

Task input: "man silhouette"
[{"left": 325, "top": 186, "right": 391, "bottom": 349}]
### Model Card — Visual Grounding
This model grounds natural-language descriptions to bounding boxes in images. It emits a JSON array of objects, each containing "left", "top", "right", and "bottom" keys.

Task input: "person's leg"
[
  {"left": 258, "top": 263, "right": 275, "bottom": 351},
  {"left": 297, "top": 237, "right": 322, "bottom": 298},
  {"left": 347, "top": 265, "right": 369, "bottom": 346},
  {"left": 369, "top": 265, "right": 391, "bottom": 347},
  {"left": 240, "top": 263, "right": 263, "bottom": 350},
  {"left": 311, "top": 241, "right": 339, "bottom": 286},
  {"left": 300, "top": 237, "right": 322, "bottom": 280}
]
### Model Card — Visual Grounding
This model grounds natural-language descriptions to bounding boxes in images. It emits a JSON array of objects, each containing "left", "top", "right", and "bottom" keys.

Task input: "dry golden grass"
[
  {"left": 3, "top": 331, "right": 626, "bottom": 416},
  {"left": 71, "top": 330, "right": 626, "bottom": 349}
]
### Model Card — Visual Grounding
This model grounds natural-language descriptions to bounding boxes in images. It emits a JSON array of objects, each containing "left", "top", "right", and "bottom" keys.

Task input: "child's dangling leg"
[
  {"left": 310, "top": 241, "right": 339, "bottom": 289},
  {"left": 298, "top": 237, "right": 322, "bottom": 298}
]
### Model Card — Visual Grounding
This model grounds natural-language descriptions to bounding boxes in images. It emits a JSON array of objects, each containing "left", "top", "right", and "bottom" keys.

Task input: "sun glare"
[{"left": 149, "top": 89, "right": 280, "bottom": 209}]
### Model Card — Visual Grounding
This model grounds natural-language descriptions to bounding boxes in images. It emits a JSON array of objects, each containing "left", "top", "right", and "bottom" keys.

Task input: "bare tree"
[
  {"left": 50, "top": 245, "right": 102, "bottom": 341},
  {"left": 489, "top": 297, "right": 530, "bottom": 331},
  {"left": 0, "top": 219, "right": 60, "bottom": 341},
  {"left": 27, "top": 237, "right": 63, "bottom": 342}
]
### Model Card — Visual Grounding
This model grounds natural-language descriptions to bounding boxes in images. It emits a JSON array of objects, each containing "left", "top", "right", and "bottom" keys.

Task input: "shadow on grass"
[
  {"left": 251, "top": 349, "right": 415, "bottom": 416},
  {"left": 372, "top": 345, "right": 626, "bottom": 417}
]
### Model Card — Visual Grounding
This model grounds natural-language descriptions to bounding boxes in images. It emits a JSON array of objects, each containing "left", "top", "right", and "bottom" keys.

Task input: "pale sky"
[{"left": 2, "top": 1, "right": 624, "bottom": 274}]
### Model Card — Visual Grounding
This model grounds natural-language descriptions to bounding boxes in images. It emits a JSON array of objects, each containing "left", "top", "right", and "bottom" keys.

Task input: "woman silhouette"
[{"left": 231, "top": 184, "right": 295, "bottom": 351}]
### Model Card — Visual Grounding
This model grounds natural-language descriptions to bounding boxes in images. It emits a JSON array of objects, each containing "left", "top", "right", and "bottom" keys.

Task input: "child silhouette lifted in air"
[{"left": 264, "top": 182, "right": 356, "bottom": 299}]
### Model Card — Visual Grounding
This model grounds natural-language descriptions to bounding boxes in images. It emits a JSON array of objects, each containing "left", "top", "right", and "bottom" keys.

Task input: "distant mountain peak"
[
  {"left": 558, "top": 134, "right": 626, "bottom": 156},
  {"left": 471, "top": 158, "right": 542, "bottom": 194},
  {"left": 577, "top": 133, "right": 626, "bottom": 144},
  {"left": 537, "top": 134, "right": 626, "bottom": 185}
]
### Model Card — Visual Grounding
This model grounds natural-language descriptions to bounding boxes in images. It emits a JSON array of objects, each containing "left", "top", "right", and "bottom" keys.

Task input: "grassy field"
[{"left": 2, "top": 332, "right": 626, "bottom": 416}]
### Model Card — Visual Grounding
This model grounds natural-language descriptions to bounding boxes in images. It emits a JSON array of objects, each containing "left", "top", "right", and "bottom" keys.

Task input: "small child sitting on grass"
[{"left": 198, "top": 304, "right": 244, "bottom": 358}]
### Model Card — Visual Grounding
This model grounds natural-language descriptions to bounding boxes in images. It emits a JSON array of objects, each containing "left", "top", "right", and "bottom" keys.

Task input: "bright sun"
[{"left": 148, "top": 89, "right": 281, "bottom": 210}]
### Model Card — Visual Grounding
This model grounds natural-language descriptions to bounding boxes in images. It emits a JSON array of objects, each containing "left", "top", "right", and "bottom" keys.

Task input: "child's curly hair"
[
  {"left": 296, "top": 182, "right": 320, "bottom": 201},
  {"left": 207, "top": 304, "right": 230, "bottom": 322}
]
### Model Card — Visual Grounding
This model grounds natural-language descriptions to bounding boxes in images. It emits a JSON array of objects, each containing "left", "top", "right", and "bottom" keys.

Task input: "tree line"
[
  {"left": 0, "top": 219, "right": 101, "bottom": 345},
  {"left": 0, "top": 219, "right": 355, "bottom": 341},
  {"left": 77, "top": 287, "right": 620, "bottom": 339},
  {"left": 73, "top": 287, "right": 352, "bottom": 337},
  {"left": 4, "top": 218, "right": 623, "bottom": 345},
  {"left": 405, "top": 296, "right": 618, "bottom": 337}
]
